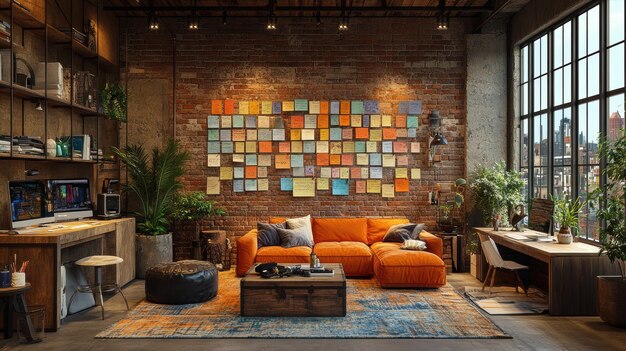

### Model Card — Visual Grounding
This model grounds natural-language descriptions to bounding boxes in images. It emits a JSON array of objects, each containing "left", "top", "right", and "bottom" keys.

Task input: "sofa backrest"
[
  {"left": 366, "top": 218, "right": 410, "bottom": 245},
  {"left": 312, "top": 218, "right": 368, "bottom": 243}
]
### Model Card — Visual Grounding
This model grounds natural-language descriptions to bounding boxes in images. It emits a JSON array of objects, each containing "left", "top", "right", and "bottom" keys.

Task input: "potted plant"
[
  {"left": 591, "top": 129, "right": 626, "bottom": 328},
  {"left": 170, "top": 192, "right": 226, "bottom": 259},
  {"left": 112, "top": 139, "right": 189, "bottom": 278},
  {"left": 101, "top": 82, "right": 127, "bottom": 122},
  {"left": 436, "top": 178, "right": 466, "bottom": 233},
  {"left": 552, "top": 196, "right": 586, "bottom": 244},
  {"left": 469, "top": 161, "right": 525, "bottom": 231}
]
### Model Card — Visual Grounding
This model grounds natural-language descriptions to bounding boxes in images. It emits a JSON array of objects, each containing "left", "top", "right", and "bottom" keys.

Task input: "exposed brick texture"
[{"left": 121, "top": 17, "right": 472, "bottom": 261}]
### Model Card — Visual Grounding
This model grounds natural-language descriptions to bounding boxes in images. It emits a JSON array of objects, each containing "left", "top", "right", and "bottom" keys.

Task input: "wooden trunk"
[{"left": 240, "top": 263, "right": 346, "bottom": 317}]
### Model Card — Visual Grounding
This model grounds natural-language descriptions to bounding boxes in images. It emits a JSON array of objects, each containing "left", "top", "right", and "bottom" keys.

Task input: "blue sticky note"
[
  {"left": 207, "top": 130, "right": 219, "bottom": 141},
  {"left": 207, "top": 142, "right": 220, "bottom": 153},
  {"left": 398, "top": 101, "right": 409, "bottom": 114},
  {"left": 281, "top": 178, "right": 293, "bottom": 191},
  {"left": 233, "top": 179, "right": 244, "bottom": 192},
  {"left": 407, "top": 128, "right": 417, "bottom": 138},
  {"left": 303, "top": 141, "right": 316, "bottom": 154},
  {"left": 305, "top": 165, "right": 315, "bottom": 176},
  {"left": 207, "top": 115, "right": 220, "bottom": 128},
  {"left": 330, "top": 128, "right": 342, "bottom": 141},
  {"left": 232, "top": 115, "right": 244, "bottom": 128},
  {"left": 245, "top": 179, "right": 257, "bottom": 192},
  {"left": 330, "top": 101, "right": 340, "bottom": 114},
  {"left": 364, "top": 100, "right": 379, "bottom": 114},
  {"left": 351, "top": 100, "right": 364, "bottom": 114},
  {"left": 370, "top": 153, "right": 382, "bottom": 166},
  {"left": 221, "top": 142, "right": 233, "bottom": 153},
  {"left": 294, "top": 99, "right": 308, "bottom": 111},
  {"left": 272, "top": 101, "right": 282, "bottom": 114},
  {"left": 407, "top": 115, "right": 419, "bottom": 128},
  {"left": 354, "top": 141, "right": 366, "bottom": 153},
  {"left": 332, "top": 179, "right": 349, "bottom": 195},
  {"left": 362, "top": 115, "right": 370, "bottom": 127},
  {"left": 408, "top": 100, "right": 422, "bottom": 115},
  {"left": 330, "top": 115, "right": 340, "bottom": 126},
  {"left": 290, "top": 154, "right": 304, "bottom": 168},
  {"left": 245, "top": 154, "right": 257, "bottom": 165},
  {"left": 220, "top": 130, "right": 231, "bottom": 141},
  {"left": 245, "top": 116, "right": 257, "bottom": 128},
  {"left": 382, "top": 141, "right": 393, "bottom": 153}
]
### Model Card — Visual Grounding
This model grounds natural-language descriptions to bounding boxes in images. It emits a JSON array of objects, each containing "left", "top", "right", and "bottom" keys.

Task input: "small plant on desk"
[{"left": 552, "top": 196, "right": 586, "bottom": 244}]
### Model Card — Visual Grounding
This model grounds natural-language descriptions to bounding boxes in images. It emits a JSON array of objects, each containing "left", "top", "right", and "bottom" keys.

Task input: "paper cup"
[{"left": 11, "top": 272, "right": 26, "bottom": 287}]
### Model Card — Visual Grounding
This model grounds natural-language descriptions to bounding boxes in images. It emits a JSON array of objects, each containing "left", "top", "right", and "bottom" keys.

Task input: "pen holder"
[
  {"left": 11, "top": 272, "right": 26, "bottom": 287},
  {"left": 0, "top": 270, "right": 10, "bottom": 288}
]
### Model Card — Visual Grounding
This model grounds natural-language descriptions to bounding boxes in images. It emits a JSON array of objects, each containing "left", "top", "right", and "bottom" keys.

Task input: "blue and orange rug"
[{"left": 97, "top": 270, "right": 509, "bottom": 339}]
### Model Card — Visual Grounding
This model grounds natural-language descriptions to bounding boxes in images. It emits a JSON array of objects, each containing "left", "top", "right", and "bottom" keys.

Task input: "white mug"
[{"left": 11, "top": 272, "right": 25, "bottom": 287}]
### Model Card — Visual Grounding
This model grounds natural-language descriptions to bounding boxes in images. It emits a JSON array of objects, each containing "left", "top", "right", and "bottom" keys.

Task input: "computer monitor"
[
  {"left": 8, "top": 180, "right": 55, "bottom": 229},
  {"left": 47, "top": 178, "right": 93, "bottom": 221}
]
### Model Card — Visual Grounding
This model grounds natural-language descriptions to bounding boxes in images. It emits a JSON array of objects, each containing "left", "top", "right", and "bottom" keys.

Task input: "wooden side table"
[
  {"left": 433, "top": 232, "right": 464, "bottom": 273},
  {"left": 0, "top": 283, "right": 35, "bottom": 342}
]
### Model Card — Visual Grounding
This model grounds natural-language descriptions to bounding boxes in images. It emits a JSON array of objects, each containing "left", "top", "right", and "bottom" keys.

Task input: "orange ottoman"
[
  {"left": 313, "top": 241, "right": 373, "bottom": 277},
  {"left": 371, "top": 242, "right": 446, "bottom": 288}
]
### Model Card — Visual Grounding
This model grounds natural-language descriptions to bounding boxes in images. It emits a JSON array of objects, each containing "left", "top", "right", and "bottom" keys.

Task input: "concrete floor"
[{"left": 2, "top": 273, "right": 625, "bottom": 351}]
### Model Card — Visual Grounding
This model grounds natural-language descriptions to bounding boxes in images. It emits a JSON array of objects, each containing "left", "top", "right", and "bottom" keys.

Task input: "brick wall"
[{"left": 121, "top": 16, "right": 472, "bottom": 261}]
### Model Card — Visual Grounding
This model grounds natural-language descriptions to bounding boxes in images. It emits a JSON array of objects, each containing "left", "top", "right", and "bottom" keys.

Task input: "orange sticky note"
[
  {"left": 317, "top": 115, "right": 329, "bottom": 128},
  {"left": 393, "top": 141, "right": 408, "bottom": 153},
  {"left": 319, "top": 101, "right": 329, "bottom": 114},
  {"left": 259, "top": 141, "right": 273, "bottom": 153},
  {"left": 316, "top": 154, "right": 330, "bottom": 166},
  {"left": 330, "top": 154, "right": 341, "bottom": 165},
  {"left": 355, "top": 128, "right": 369, "bottom": 139},
  {"left": 224, "top": 99, "right": 235, "bottom": 114},
  {"left": 211, "top": 100, "right": 223, "bottom": 114},
  {"left": 291, "top": 115, "right": 304, "bottom": 129},
  {"left": 279, "top": 141, "right": 291, "bottom": 153},
  {"left": 356, "top": 180, "right": 366, "bottom": 193},
  {"left": 350, "top": 167, "right": 361, "bottom": 179},
  {"left": 275, "top": 154, "right": 291, "bottom": 169},
  {"left": 383, "top": 128, "right": 397, "bottom": 140},
  {"left": 341, "top": 154, "right": 354, "bottom": 166},
  {"left": 395, "top": 115, "right": 407, "bottom": 128},
  {"left": 340, "top": 100, "right": 351, "bottom": 114},
  {"left": 339, "top": 115, "right": 351, "bottom": 127},
  {"left": 248, "top": 101, "right": 260, "bottom": 114},
  {"left": 245, "top": 166, "right": 257, "bottom": 179},
  {"left": 395, "top": 178, "right": 409, "bottom": 192}
]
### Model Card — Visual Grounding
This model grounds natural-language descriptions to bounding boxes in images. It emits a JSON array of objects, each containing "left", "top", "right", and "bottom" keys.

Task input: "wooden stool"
[
  {"left": 0, "top": 284, "right": 35, "bottom": 342},
  {"left": 67, "top": 255, "right": 129, "bottom": 320}
]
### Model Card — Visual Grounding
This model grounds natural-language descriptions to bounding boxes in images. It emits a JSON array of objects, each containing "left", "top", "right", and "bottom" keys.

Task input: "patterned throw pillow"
[
  {"left": 276, "top": 226, "right": 314, "bottom": 248},
  {"left": 382, "top": 223, "right": 425, "bottom": 243},
  {"left": 401, "top": 239, "right": 427, "bottom": 251},
  {"left": 257, "top": 222, "right": 286, "bottom": 248}
]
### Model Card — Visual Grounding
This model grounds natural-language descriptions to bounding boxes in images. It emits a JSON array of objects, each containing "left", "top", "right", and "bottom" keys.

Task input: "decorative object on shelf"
[
  {"left": 428, "top": 110, "right": 447, "bottom": 166},
  {"left": 86, "top": 19, "right": 97, "bottom": 52},
  {"left": 551, "top": 195, "right": 586, "bottom": 244},
  {"left": 590, "top": 128, "right": 626, "bottom": 327},
  {"left": 13, "top": 56, "right": 35, "bottom": 88},
  {"left": 33, "top": 62, "right": 64, "bottom": 98},
  {"left": 100, "top": 82, "right": 127, "bottom": 122},
  {"left": 45, "top": 138, "right": 56, "bottom": 158},
  {"left": 469, "top": 161, "right": 524, "bottom": 231},
  {"left": 509, "top": 204, "right": 527, "bottom": 232},
  {"left": 112, "top": 139, "right": 189, "bottom": 278}
]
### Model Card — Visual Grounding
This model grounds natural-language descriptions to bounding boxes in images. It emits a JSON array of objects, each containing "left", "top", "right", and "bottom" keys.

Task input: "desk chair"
[{"left": 478, "top": 233, "right": 529, "bottom": 295}]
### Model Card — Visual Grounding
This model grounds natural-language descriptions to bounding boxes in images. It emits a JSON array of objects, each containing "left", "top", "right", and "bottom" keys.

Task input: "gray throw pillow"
[
  {"left": 383, "top": 223, "right": 425, "bottom": 243},
  {"left": 257, "top": 222, "right": 286, "bottom": 248},
  {"left": 276, "top": 226, "right": 314, "bottom": 248}
]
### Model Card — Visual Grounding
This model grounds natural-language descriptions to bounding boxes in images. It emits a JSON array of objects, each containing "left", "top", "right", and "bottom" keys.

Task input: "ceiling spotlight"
[
  {"left": 34, "top": 99, "right": 43, "bottom": 111},
  {"left": 338, "top": 13, "right": 348, "bottom": 30},
  {"left": 188, "top": 12, "right": 199, "bottom": 30},
  {"left": 148, "top": 10, "right": 159, "bottom": 30},
  {"left": 222, "top": 11, "right": 228, "bottom": 25},
  {"left": 436, "top": 13, "right": 449, "bottom": 30},
  {"left": 267, "top": 13, "right": 277, "bottom": 30}
]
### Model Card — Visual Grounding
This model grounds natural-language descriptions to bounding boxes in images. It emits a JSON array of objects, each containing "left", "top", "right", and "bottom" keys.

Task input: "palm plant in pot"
[
  {"left": 552, "top": 196, "right": 586, "bottom": 244},
  {"left": 590, "top": 129, "right": 626, "bottom": 328},
  {"left": 112, "top": 139, "right": 189, "bottom": 278}
]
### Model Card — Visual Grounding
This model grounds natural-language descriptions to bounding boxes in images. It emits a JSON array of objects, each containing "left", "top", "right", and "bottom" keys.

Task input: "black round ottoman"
[{"left": 145, "top": 260, "right": 218, "bottom": 304}]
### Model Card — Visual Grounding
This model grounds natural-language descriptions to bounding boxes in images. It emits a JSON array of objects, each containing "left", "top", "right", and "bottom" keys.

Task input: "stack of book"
[
  {"left": 0, "top": 21, "right": 10, "bottom": 44},
  {"left": 14, "top": 136, "right": 44, "bottom": 156},
  {"left": 33, "top": 62, "right": 65, "bottom": 98},
  {"left": 0, "top": 134, "right": 12, "bottom": 153}
]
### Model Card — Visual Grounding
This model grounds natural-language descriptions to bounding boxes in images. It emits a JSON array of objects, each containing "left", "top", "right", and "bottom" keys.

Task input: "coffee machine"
[{"left": 97, "top": 178, "right": 121, "bottom": 219}]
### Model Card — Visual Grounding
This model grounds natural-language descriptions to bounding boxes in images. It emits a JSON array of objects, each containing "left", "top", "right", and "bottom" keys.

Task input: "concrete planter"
[
  {"left": 136, "top": 233, "right": 173, "bottom": 279},
  {"left": 597, "top": 276, "right": 626, "bottom": 328}
]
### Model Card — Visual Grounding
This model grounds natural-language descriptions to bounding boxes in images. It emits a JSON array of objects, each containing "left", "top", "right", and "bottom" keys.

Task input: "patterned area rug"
[
  {"left": 97, "top": 271, "right": 509, "bottom": 339},
  {"left": 465, "top": 286, "right": 549, "bottom": 315}
]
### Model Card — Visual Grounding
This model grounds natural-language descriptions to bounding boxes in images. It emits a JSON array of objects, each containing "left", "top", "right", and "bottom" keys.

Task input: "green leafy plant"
[
  {"left": 469, "top": 161, "right": 525, "bottom": 226},
  {"left": 170, "top": 192, "right": 226, "bottom": 240},
  {"left": 590, "top": 129, "right": 626, "bottom": 278},
  {"left": 101, "top": 83, "right": 127, "bottom": 122},
  {"left": 437, "top": 178, "right": 466, "bottom": 224},
  {"left": 112, "top": 139, "right": 189, "bottom": 235},
  {"left": 552, "top": 195, "right": 586, "bottom": 234}
]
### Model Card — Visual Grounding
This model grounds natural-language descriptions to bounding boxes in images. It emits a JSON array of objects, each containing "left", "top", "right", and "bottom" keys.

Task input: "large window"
[{"left": 519, "top": 0, "right": 625, "bottom": 240}]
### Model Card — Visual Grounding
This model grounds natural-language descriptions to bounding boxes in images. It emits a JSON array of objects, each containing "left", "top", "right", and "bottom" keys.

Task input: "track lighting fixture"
[
  {"left": 436, "top": 13, "right": 449, "bottom": 30},
  {"left": 188, "top": 1, "right": 198, "bottom": 30},
  {"left": 267, "top": 12, "right": 277, "bottom": 30},
  {"left": 338, "top": 12, "right": 348, "bottom": 30},
  {"left": 223, "top": 11, "right": 228, "bottom": 25},
  {"left": 148, "top": 10, "right": 159, "bottom": 30}
]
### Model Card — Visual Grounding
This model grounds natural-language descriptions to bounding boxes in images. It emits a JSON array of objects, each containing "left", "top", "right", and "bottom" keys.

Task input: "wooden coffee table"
[{"left": 240, "top": 263, "right": 346, "bottom": 317}]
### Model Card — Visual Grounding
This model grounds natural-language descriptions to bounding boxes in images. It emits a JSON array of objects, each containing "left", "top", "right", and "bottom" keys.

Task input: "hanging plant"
[{"left": 101, "top": 82, "right": 127, "bottom": 122}]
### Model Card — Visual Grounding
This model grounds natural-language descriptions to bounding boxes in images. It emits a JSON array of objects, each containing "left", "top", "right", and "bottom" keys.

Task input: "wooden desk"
[
  {"left": 473, "top": 227, "right": 620, "bottom": 316},
  {"left": 0, "top": 218, "right": 135, "bottom": 330}
]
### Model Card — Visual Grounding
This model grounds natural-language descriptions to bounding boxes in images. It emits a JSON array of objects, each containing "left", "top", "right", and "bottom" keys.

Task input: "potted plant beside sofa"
[
  {"left": 113, "top": 139, "right": 189, "bottom": 278},
  {"left": 591, "top": 129, "right": 626, "bottom": 328},
  {"left": 170, "top": 192, "right": 226, "bottom": 259}
]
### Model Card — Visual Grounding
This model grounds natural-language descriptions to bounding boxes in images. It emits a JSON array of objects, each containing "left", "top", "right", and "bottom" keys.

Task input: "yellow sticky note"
[
  {"left": 257, "top": 178, "right": 269, "bottom": 191},
  {"left": 261, "top": 101, "right": 273, "bottom": 115},
  {"left": 283, "top": 101, "right": 295, "bottom": 112},
  {"left": 382, "top": 184, "right": 395, "bottom": 198},
  {"left": 238, "top": 101, "right": 249, "bottom": 114},
  {"left": 245, "top": 141, "right": 257, "bottom": 153},
  {"left": 258, "top": 115, "right": 270, "bottom": 129},
  {"left": 207, "top": 154, "right": 220, "bottom": 167},
  {"left": 293, "top": 178, "right": 316, "bottom": 197},
  {"left": 370, "top": 129, "right": 382, "bottom": 141},
  {"left": 206, "top": 177, "right": 220, "bottom": 195},
  {"left": 382, "top": 115, "right": 392, "bottom": 127},
  {"left": 411, "top": 168, "right": 422, "bottom": 179},
  {"left": 340, "top": 167, "right": 350, "bottom": 179},
  {"left": 291, "top": 141, "right": 303, "bottom": 153},
  {"left": 309, "top": 101, "right": 320, "bottom": 114},
  {"left": 367, "top": 179, "right": 381, "bottom": 193},
  {"left": 370, "top": 115, "right": 381, "bottom": 128},
  {"left": 356, "top": 154, "right": 369, "bottom": 166},
  {"left": 382, "top": 154, "right": 396, "bottom": 168},
  {"left": 395, "top": 168, "right": 408, "bottom": 179},
  {"left": 233, "top": 154, "right": 244, "bottom": 163},
  {"left": 234, "top": 142, "right": 245, "bottom": 154},
  {"left": 319, "top": 129, "right": 329, "bottom": 141},
  {"left": 220, "top": 167, "right": 233, "bottom": 180},
  {"left": 317, "top": 177, "right": 330, "bottom": 190},
  {"left": 248, "top": 101, "right": 260, "bottom": 115}
]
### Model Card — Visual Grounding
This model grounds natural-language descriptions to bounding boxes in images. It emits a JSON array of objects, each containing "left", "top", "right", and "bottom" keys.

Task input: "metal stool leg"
[
  {"left": 94, "top": 267, "right": 105, "bottom": 320},
  {"left": 116, "top": 285, "right": 130, "bottom": 311},
  {"left": 66, "top": 289, "right": 79, "bottom": 317}
]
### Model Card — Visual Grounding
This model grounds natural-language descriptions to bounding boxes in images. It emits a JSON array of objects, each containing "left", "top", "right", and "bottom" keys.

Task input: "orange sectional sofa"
[{"left": 236, "top": 217, "right": 446, "bottom": 288}]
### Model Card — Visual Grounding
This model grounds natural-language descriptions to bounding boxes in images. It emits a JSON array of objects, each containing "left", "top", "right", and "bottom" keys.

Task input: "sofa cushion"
[
  {"left": 313, "top": 241, "right": 373, "bottom": 276},
  {"left": 286, "top": 215, "right": 314, "bottom": 244},
  {"left": 382, "top": 223, "right": 425, "bottom": 243},
  {"left": 277, "top": 226, "right": 313, "bottom": 248},
  {"left": 256, "top": 245, "right": 312, "bottom": 263},
  {"left": 367, "top": 218, "right": 410, "bottom": 245},
  {"left": 257, "top": 222, "right": 285, "bottom": 248},
  {"left": 269, "top": 217, "right": 287, "bottom": 224},
  {"left": 312, "top": 218, "right": 368, "bottom": 243},
  {"left": 371, "top": 242, "right": 446, "bottom": 288}
]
